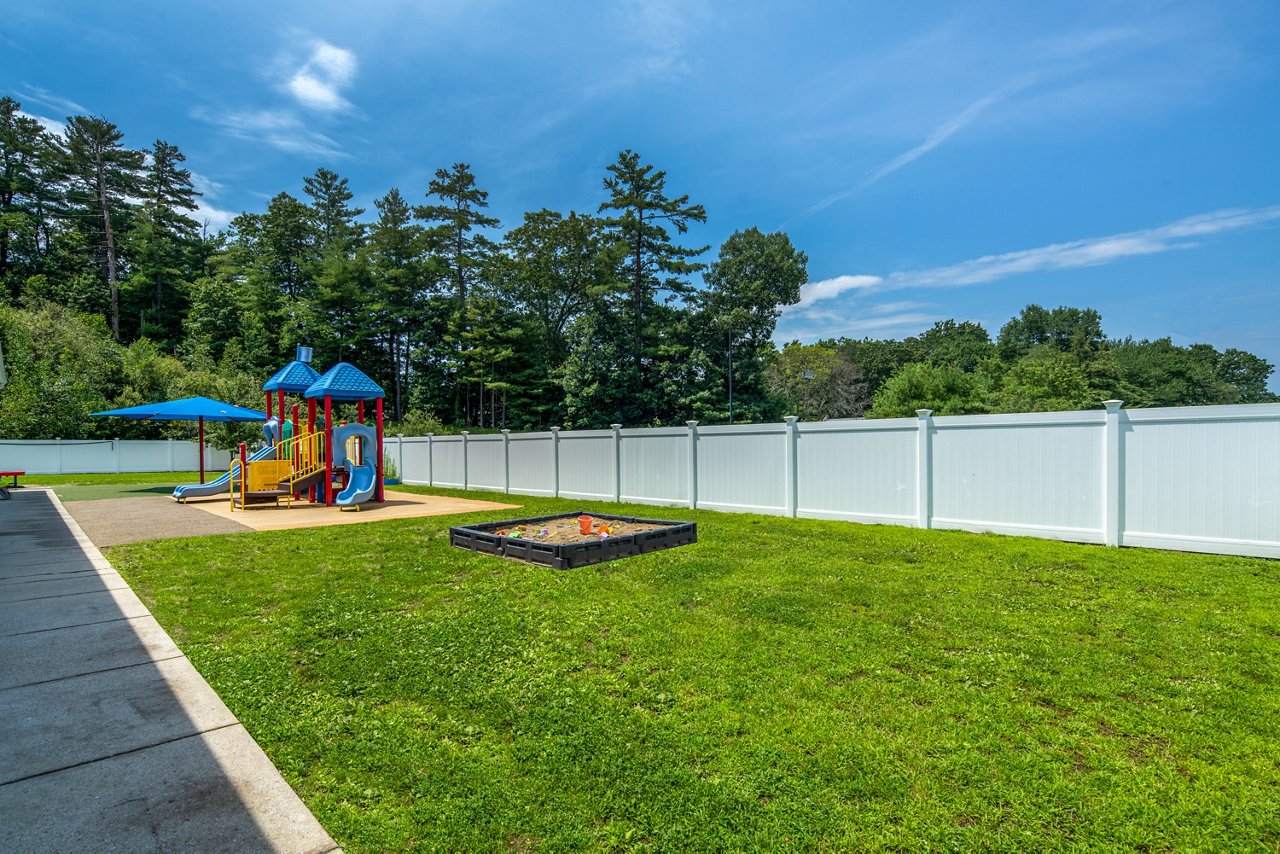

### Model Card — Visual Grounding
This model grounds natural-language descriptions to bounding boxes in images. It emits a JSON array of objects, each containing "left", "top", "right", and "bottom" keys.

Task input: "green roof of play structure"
[
  {"left": 262, "top": 360, "right": 321, "bottom": 393},
  {"left": 304, "top": 362, "right": 385, "bottom": 401}
]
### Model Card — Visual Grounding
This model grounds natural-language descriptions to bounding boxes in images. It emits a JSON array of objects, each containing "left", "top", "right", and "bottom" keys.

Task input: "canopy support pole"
[{"left": 198, "top": 415, "right": 205, "bottom": 483}]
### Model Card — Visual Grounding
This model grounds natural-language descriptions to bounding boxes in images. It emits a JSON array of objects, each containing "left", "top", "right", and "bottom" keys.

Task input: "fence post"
[
  {"left": 916, "top": 409, "right": 933, "bottom": 529},
  {"left": 784, "top": 416, "right": 799, "bottom": 518},
  {"left": 461, "top": 432, "right": 470, "bottom": 491},
  {"left": 611, "top": 424, "right": 622, "bottom": 503},
  {"left": 502, "top": 429, "right": 511, "bottom": 493},
  {"left": 427, "top": 433, "right": 434, "bottom": 486},
  {"left": 396, "top": 433, "right": 404, "bottom": 483},
  {"left": 551, "top": 427, "right": 561, "bottom": 498},
  {"left": 115, "top": 438, "right": 122, "bottom": 474},
  {"left": 1103, "top": 400, "right": 1124, "bottom": 547},
  {"left": 56, "top": 439, "right": 63, "bottom": 474},
  {"left": 686, "top": 420, "right": 699, "bottom": 510}
]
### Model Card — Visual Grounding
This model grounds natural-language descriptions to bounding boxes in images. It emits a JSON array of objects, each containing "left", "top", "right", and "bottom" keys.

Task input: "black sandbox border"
[{"left": 449, "top": 511, "right": 697, "bottom": 570}]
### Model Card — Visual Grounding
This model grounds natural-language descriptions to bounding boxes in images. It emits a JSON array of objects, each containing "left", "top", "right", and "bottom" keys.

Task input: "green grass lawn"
[
  {"left": 25, "top": 470, "right": 224, "bottom": 501},
  {"left": 104, "top": 485, "right": 1280, "bottom": 851}
]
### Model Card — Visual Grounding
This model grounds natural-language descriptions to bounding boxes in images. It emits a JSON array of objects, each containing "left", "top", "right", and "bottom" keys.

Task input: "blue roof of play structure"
[
  {"left": 263, "top": 360, "right": 321, "bottom": 392},
  {"left": 304, "top": 362, "right": 385, "bottom": 401},
  {"left": 92, "top": 396, "right": 267, "bottom": 422}
]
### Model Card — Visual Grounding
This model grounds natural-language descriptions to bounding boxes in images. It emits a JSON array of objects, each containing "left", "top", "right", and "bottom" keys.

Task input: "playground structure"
[{"left": 172, "top": 356, "right": 386, "bottom": 512}]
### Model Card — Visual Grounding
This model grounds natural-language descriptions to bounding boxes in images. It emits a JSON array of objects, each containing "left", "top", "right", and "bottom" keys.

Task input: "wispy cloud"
[
  {"left": 619, "top": 0, "right": 707, "bottom": 81},
  {"left": 17, "top": 85, "right": 87, "bottom": 116},
  {"left": 793, "top": 205, "right": 1280, "bottom": 311},
  {"left": 788, "top": 12, "right": 1241, "bottom": 220},
  {"left": 285, "top": 39, "right": 358, "bottom": 112},
  {"left": 191, "top": 107, "right": 347, "bottom": 158},
  {"left": 803, "top": 82, "right": 1027, "bottom": 219}
]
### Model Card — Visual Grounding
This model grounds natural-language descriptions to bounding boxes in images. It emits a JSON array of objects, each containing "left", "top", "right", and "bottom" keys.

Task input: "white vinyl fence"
[
  {"left": 388, "top": 401, "right": 1280, "bottom": 559},
  {"left": 0, "top": 439, "right": 230, "bottom": 475}
]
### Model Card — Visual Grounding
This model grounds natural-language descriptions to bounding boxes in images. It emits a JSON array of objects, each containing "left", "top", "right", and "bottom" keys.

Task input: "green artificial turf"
[
  {"left": 106, "top": 485, "right": 1280, "bottom": 851},
  {"left": 25, "top": 471, "right": 224, "bottom": 502}
]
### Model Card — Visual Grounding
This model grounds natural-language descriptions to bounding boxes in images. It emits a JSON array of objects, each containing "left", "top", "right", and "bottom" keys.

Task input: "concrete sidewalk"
[{"left": 0, "top": 488, "right": 338, "bottom": 853}]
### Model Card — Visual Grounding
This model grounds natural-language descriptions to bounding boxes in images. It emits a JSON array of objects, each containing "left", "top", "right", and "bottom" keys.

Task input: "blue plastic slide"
[
  {"left": 335, "top": 459, "right": 377, "bottom": 508},
  {"left": 172, "top": 444, "right": 276, "bottom": 501},
  {"left": 173, "top": 419, "right": 279, "bottom": 501}
]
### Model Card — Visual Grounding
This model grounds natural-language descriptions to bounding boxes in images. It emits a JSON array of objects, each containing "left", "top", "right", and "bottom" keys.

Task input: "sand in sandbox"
[{"left": 495, "top": 515, "right": 666, "bottom": 545}]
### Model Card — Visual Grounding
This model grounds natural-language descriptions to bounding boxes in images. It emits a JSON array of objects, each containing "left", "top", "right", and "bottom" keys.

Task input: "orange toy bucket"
[{"left": 578, "top": 514, "right": 593, "bottom": 535}]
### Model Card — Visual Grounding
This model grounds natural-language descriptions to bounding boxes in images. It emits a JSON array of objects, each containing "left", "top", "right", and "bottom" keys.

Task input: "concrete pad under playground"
[
  {"left": 0, "top": 488, "right": 337, "bottom": 853},
  {"left": 182, "top": 487, "right": 519, "bottom": 532}
]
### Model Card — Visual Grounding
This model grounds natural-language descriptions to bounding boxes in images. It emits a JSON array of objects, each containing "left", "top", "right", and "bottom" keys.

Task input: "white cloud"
[
  {"left": 194, "top": 200, "right": 236, "bottom": 233},
  {"left": 191, "top": 107, "right": 347, "bottom": 158},
  {"left": 795, "top": 274, "right": 882, "bottom": 309},
  {"left": 792, "top": 204, "right": 1280, "bottom": 310},
  {"left": 188, "top": 171, "right": 235, "bottom": 232},
  {"left": 285, "top": 40, "right": 358, "bottom": 111},
  {"left": 17, "top": 110, "right": 65, "bottom": 137}
]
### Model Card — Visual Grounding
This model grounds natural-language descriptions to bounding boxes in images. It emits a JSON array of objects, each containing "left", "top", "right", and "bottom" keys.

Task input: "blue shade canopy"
[
  {"left": 92, "top": 396, "right": 267, "bottom": 422},
  {"left": 263, "top": 360, "right": 321, "bottom": 393},
  {"left": 304, "top": 362, "right": 385, "bottom": 401}
]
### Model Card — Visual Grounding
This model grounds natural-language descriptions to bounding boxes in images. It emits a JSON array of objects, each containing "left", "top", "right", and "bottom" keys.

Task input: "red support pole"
[
  {"left": 198, "top": 416, "right": 206, "bottom": 484},
  {"left": 265, "top": 392, "right": 273, "bottom": 421},
  {"left": 277, "top": 389, "right": 285, "bottom": 435},
  {"left": 375, "top": 397, "right": 385, "bottom": 503},
  {"left": 357, "top": 400, "right": 365, "bottom": 424},
  {"left": 306, "top": 397, "right": 318, "bottom": 502},
  {"left": 292, "top": 404, "right": 301, "bottom": 498},
  {"left": 324, "top": 395, "right": 334, "bottom": 506}
]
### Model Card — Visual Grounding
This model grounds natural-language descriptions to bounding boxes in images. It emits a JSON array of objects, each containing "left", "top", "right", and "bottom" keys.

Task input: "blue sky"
[{"left": 5, "top": 1, "right": 1279, "bottom": 387}]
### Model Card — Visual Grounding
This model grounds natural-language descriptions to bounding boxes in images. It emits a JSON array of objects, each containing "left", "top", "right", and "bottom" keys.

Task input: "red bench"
[{"left": 0, "top": 470, "right": 24, "bottom": 500}]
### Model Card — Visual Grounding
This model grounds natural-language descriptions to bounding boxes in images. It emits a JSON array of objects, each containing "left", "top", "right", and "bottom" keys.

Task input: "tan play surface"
[{"left": 182, "top": 489, "right": 519, "bottom": 532}]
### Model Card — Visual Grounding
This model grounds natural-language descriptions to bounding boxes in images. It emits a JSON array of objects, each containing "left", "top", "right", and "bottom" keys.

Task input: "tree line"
[{"left": 0, "top": 95, "right": 1273, "bottom": 447}]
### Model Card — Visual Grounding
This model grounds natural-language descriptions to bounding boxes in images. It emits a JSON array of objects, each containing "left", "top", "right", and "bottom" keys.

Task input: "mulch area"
[{"left": 65, "top": 496, "right": 251, "bottom": 547}]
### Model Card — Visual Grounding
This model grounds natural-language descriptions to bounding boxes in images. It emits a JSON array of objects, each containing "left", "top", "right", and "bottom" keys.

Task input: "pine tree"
[
  {"left": 414, "top": 163, "right": 499, "bottom": 424},
  {"left": 125, "top": 140, "right": 203, "bottom": 344},
  {"left": 597, "top": 150, "right": 706, "bottom": 406},
  {"left": 303, "top": 167, "right": 364, "bottom": 253},
  {"left": 0, "top": 98, "right": 54, "bottom": 299},
  {"left": 368, "top": 188, "right": 431, "bottom": 419},
  {"left": 56, "top": 115, "right": 145, "bottom": 340}
]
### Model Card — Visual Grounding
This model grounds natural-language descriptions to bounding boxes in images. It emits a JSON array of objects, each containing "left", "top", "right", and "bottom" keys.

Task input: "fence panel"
[
  {"left": 558, "top": 430, "right": 615, "bottom": 501},
  {"left": 797, "top": 421, "right": 916, "bottom": 524},
  {"left": 431, "top": 437, "right": 466, "bottom": 488},
  {"left": 1120, "top": 406, "right": 1280, "bottom": 556},
  {"left": 0, "top": 441, "right": 63, "bottom": 473},
  {"left": 509, "top": 433, "right": 555, "bottom": 496},
  {"left": 467, "top": 436, "right": 506, "bottom": 491},
  {"left": 931, "top": 412, "right": 1106, "bottom": 542},
  {"left": 400, "top": 437, "right": 432, "bottom": 484},
  {"left": 620, "top": 428, "right": 688, "bottom": 506},
  {"left": 696, "top": 425, "right": 787, "bottom": 515}
]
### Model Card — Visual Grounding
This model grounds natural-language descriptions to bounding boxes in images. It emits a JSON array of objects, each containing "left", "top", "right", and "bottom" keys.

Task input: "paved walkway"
[{"left": 0, "top": 488, "right": 338, "bottom": 853}]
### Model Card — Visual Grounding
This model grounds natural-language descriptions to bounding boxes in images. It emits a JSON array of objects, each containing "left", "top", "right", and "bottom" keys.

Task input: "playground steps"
[
  {"left": 281, "top": 469, "right": 326, "bottom": 493},
  {"left": 233, "top": 490, "right": 289, "bottom": 508}
]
